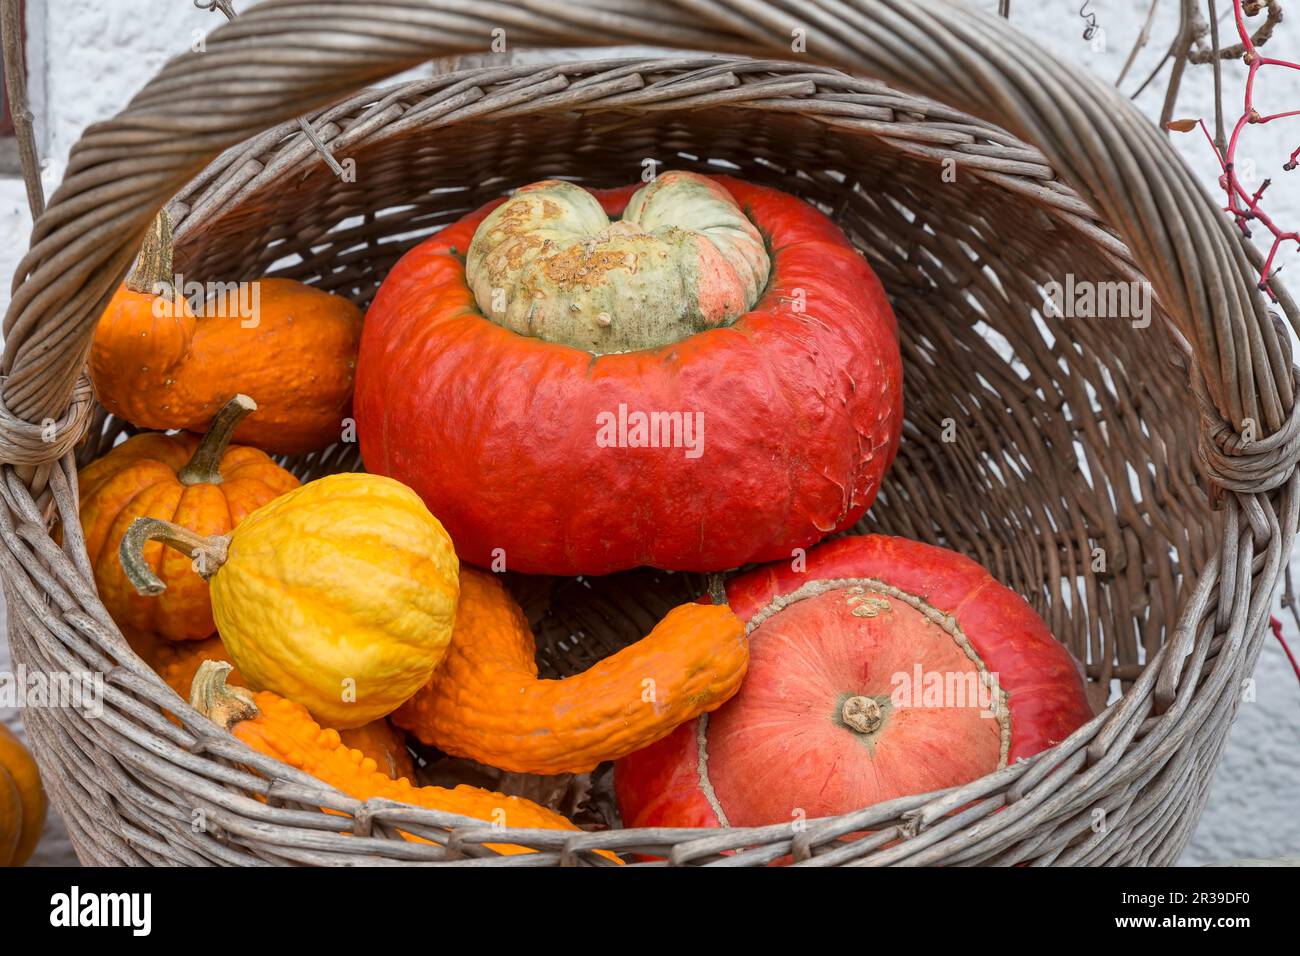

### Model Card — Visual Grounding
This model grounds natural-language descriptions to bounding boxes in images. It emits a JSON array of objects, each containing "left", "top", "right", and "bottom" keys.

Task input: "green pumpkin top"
[{"left": 465, "top": 171, "right": 771, "bottom": 353}]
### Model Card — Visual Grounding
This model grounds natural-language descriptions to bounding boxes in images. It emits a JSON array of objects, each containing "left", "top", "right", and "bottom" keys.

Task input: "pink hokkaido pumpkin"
[{"left": 615, "top": 535, "right": 1093, "bottom": 829}]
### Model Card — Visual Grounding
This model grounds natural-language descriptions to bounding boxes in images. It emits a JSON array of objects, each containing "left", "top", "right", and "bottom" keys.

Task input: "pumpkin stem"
[
  {"left": 119, "top": 517, "right": 230, "bottom": 595},
  {"left": 841, "top": 695, "right": 884, "bottom": 735},
  {"left": 191, "top": 660, "right": 259, "bottom": 730},
  {"left": 125, "top": 209, "right": 175, "bottom": 295},
  {"left": 706, "top": 573, "right": 728, "bottom": 606},
  {"left": 177, "top": 394, "right": 258, "bottom": 486}
]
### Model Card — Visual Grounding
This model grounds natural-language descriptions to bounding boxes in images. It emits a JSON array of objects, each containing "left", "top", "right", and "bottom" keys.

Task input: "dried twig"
[
  {"left": 1160, "top": 0, "right": 1209, "bottom": 129},
  {"left": 1210, "top": 0, "right": 1228, "bottom": 154},
  {"left": 1117, "top": 0, "right": 1162, "bottom": 89},
  {"left": 1191, "top": 0, "right": 1283, "bottom": 62},
  {"left": 1269, "top": 612, "right": 1300, "bottom": 688}
]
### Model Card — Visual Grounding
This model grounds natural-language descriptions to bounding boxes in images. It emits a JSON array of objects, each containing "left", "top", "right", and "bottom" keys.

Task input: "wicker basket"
[{"left": 3, "top": 1, "right": 1298, "bottom": 866}]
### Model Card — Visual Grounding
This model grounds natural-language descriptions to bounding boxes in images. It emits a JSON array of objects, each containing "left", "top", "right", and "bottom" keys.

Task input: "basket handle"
[{"left": 2, "top": 0, "right": 1295, "bottom": 491}]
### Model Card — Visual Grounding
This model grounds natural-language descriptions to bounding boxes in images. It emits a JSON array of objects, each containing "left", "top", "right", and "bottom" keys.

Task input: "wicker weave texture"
[{"left": 0, "top": 1, "right": 1297, "bottom": 866}]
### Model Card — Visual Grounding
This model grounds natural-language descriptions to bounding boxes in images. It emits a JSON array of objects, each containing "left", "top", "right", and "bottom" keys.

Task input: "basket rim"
[{"left": 168, "top": 54, "right": 1144, "bottom": 290}]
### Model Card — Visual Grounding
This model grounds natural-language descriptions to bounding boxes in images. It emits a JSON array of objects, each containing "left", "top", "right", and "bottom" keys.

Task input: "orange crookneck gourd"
[
  {"left": 192, "top": 662, "right": 615, "bottom": 859},
  {"left": 79, "top": 395, "right": 300, "bottom": 641},
  {"left": 148, "top": 635, "right": 415, "bottom": 781},
  {"left": 91, "top": 210, "right": 363, "bottom": 455},
  {"left": 393, "top": 568, "right": 748, "bottom": 775}
]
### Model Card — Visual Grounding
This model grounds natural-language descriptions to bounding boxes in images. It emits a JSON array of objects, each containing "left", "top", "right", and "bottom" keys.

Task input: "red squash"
[
  {"left": 615, "top": 535, "right": 1093, "bottom": 829},
  {"left": 355, "top": 174, "right": 903, "bottom": 575}
]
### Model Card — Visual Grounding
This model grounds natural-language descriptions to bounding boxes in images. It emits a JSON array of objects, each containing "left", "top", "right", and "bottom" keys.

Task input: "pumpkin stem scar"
[
  {"left": 841, "top": 695, "right": 885, "bottom": 734},
  {"left": 126, "top": 208, "right": 175, "bottom": 296},
  {"left": 120, "top": 516, "right": 230, "bottom": 594},
  {"left": 707, "top": 572, "right": 728, "bottom": 606},
  {"left": 177, "top": 394, "right": 258, "bottom": 486}
]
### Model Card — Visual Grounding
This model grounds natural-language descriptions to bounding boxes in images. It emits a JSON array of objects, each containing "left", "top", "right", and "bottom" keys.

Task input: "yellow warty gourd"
[{"left": 120, "top": 473, "right": 459, "bottom": 728}]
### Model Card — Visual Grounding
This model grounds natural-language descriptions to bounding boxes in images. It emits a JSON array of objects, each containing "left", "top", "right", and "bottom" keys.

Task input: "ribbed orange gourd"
[
  {"left": 192, "top": 662, "right": 610, "bottom": 859},
  {"left": 393, "top": 568, "right": 748, "bottom": 775},
  {"left": 79, "top": 395, "right": 299, "bottom": 641},
  {"left": 149, "top": 636, "right": 414, "bottom": 780},
  {"left": 91, "top": 211, "right": 362, "bottom": 454},
  {"left": 119, "top": 473, "right": 459, "bottom": 728},
  {"left": 0, "top": 724, "right": 46, "bottom": 867}
]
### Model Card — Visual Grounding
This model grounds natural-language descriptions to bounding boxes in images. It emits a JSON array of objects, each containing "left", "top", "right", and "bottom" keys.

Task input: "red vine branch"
[
  {"left": 1171, "top": 0, "right": 1300, "bottom": 297},
  {"left": 1269, "top": 617, "right": 1300, "bottom": 688}
]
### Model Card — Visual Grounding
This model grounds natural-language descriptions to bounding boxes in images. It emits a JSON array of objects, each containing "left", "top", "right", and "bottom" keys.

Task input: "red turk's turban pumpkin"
[
  {"left": 615, "top": 535, "right": 1094, "bottom": 830},
  {"left": 355, "top": 173, "right": 903, "bottom": 575}
]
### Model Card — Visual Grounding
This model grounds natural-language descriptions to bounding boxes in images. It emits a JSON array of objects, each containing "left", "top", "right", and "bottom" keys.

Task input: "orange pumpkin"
[
  {"left": 91, "top": 211, "right": 362, "bottom": 455},
  {"left": 0, "top": 724, "right": 46, "bottom": 867},
  {"left": 356, "top": 173, "right": 903, "bottom": 575},
  {"left": 616, "top": 535, "right": 1094, "bottom": 831},
  {"left": 79, "top": 395, "right": 299, "bottom": 640}
]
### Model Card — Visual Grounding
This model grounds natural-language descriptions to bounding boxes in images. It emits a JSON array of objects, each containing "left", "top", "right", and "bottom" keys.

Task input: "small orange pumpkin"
[
  {"left": 0, "top": 724, "right": 46, "bottom": 867},
  {"left": 91, "top": 211, "right": 363, "bottom": 454},
  {"left": 79, "top": 395, "right": 299, "bottom": 641}
]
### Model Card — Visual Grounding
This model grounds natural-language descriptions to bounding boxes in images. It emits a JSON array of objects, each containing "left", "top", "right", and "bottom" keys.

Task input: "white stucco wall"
[{"left": 1, "top": 0, "right": 1296, "bottom": 865}]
